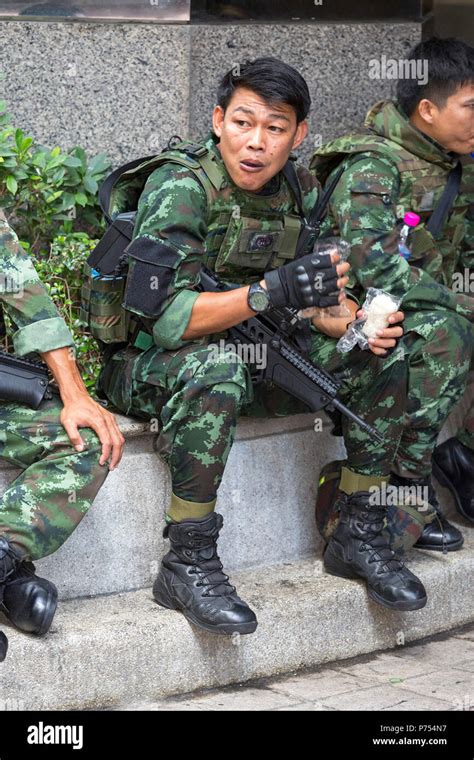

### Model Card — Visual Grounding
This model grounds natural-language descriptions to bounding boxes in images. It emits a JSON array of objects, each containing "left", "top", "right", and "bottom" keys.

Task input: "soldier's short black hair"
[
  {"left": 217, "top": 57, "right": 311, "bottom": 124},
  {"left": 397, "top": 37, "right": 474, "bottom": 116}
]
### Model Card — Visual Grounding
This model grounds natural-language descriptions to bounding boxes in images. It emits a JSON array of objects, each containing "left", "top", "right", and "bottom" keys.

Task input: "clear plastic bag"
[
  {"left": 297, "top": 237, "right": 352, "bottom": 321},
  {"left": 336, "top": 287, "right": 402, "bottom": 353}
]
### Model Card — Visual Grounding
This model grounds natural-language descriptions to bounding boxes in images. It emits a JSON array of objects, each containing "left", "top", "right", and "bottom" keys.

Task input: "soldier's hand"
[
  {"left": 312, "top": 296, "right": 359, "bottom": 338},
  {"left": 358, "top": 309, "right": 405, "bottom": 356},
  {"left": 60, "top": 395, "right": 125, "bottom": 470},
  {"left": 264, "top": 251, "right": 349, "bottom": 310}
]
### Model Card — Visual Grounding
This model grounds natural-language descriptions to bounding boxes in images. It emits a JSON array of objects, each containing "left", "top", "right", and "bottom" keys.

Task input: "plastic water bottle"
[
  {"left": 398, "top": 212, "right": 420, "bottom": 261},
  {"left": 92, "top": 268, "right": 123, "bottom": 281}
]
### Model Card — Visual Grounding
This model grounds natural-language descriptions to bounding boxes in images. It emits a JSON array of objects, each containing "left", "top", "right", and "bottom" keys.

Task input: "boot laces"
[
  {"left": 181, "top": 525, "right": 236, "bottom": 597},
  {"left": 0, "top": 539, "right": 23, "bottom": 608},
  {"left": 348, "top": 496, "right": 403, "bottom": 573},
  {"left": 0, "top": 539, "right": 21, "bottom": 585},
  {"left": 3, "top": 561, "right": 35, "bottom": 587}
]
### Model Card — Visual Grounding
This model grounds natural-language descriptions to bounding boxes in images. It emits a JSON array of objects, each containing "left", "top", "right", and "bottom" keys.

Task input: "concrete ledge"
[
  {"left": 0, "top": 379, "right": 471, "bottom": 600},
  {"left": 30, "top": 410, "right": 345, "bottom": 599},
  {"left": 1, "top": 521, "right": 473, "bottom": 710}
]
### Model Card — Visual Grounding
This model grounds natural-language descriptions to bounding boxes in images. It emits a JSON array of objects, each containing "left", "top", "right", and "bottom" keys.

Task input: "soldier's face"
[
  {"left": 416, "top": 84, "right": 474, "bottom": 154},
  {"left": 212, "top": 87, "right": 308, "bottom": 192}
]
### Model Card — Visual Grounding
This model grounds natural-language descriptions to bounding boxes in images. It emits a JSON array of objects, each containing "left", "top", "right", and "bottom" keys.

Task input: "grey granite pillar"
[
  {"left": 0, "top": 21, "right": 191, "bottom": 165},
  {"left": 0, "top": 20, "right": 421, "bottom": 166}
]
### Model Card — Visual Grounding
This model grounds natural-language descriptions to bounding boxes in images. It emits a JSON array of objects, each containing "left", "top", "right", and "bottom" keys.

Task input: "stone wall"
[{"left": 0, "top": 20, "right": 420, "bottom": 166}]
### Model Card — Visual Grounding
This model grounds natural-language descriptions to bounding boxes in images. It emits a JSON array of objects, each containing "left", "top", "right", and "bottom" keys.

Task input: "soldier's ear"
[
  {"left": 417, "top": 98, "right": 438, "bottom": 125},
  {"left": 212, "top": 106, "right": 225, "bottom": 137},
  {"left": 292, "top": 119, "right": 308, "bottom": 151}
]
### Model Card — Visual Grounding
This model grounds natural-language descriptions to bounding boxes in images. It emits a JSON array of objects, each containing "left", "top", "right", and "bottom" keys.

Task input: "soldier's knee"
[
  {"left": 443, "top": 311, "right": 471, "bottom": 336},
  {"left": 197, "top": 351, "right": 252, "bottom": 416},
  {"left": 424, "top": 312, "right": 473, "bottom": 367},
  {"left": 79, "top": 427, "right": 102, "bottom": 452},
  {"left": 195, "top": 345, "right": 250, "bottom": 395}
]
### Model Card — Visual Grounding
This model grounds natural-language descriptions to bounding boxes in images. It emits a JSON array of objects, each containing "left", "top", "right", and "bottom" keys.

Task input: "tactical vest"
[
  {"left": 311, "top": 134, "right": 474, "bottom": 289},
  {"left": 82, "top": 136, "right": 307, "bottom": 344}
]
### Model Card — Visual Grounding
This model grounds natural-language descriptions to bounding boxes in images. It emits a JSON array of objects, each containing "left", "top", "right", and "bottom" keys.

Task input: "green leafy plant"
[
  {"left": 0, "top": 100, "right": 110, "bottom": 254},
  {"left": 0, "top": 103, "right": 112, "bottom": 388},
  {"left": 31, "top": 232, "right": 102, "bottom": 391}
]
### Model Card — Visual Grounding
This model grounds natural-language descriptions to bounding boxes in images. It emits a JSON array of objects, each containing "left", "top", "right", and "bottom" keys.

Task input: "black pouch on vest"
[
  {"left": 88, "top": 211, "right": 135, "bottom": 276},
  {"left": 122, "top": 237, "right": 182, "bottom": 318}
]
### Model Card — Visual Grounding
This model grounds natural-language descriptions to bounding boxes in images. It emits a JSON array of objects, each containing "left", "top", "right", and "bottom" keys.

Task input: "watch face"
[{"left": 249, "top": 288, "right": 269, "bottom": 311}]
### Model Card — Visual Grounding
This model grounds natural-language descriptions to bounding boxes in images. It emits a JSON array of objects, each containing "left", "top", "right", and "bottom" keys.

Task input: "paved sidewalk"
[{"left": 116, "top": 623, "right": 474, "bottom": 711}]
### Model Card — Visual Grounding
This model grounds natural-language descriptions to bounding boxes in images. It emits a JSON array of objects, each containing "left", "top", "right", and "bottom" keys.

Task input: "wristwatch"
[{"left": 247, "top": 281, "right": 271, "bottom": 313}]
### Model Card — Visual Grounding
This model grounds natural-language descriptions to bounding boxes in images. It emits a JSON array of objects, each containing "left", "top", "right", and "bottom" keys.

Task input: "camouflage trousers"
[
  {"left": 98, "top": 328, "right": 408, "bottom": 511},
  {"left": 394, "top": 311, "right": 474, "bottom": 477},
  {"left": 449, "top": 283, "right": 474, "bottom": 450},
  {"left": 0, "top": 394, "right": 108, "bottom": 561}
]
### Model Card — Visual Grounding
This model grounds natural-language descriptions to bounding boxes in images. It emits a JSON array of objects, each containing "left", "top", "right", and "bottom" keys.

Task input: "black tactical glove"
[{"left": 264, "top": 251, "right": 340, "bottom": 310}]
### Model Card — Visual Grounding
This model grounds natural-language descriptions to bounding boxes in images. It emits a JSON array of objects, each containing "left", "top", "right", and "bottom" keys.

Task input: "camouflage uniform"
[
  {"left": 98, "top": 132, "right": 409, "bottom": 522},
  {"left": 310, "top": 100, "right": 474, "bottom": 478},
  {"left": 457, "top": 156, "right": 474, "bottom": 451},
  {"left": 0, "top": 210, "right": 107, "bottom": 560}
]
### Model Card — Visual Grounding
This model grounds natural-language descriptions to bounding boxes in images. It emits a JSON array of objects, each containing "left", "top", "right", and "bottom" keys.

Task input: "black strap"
[
  {"left": 307, "top": 155, "right": 462, "bottom": 243},
  {"left": 308, "top": 165, "right": 345, "bottom": 229},
  {"left": 426, "top": 161, "right": 463, "bottom": 240},
  {"left": 99, "top": 155, "right": 156, "bottom": 224},
  {"left": 314, "top": 154, "right": 381, "bottom": 227},
  {"left": 282, "top": 160, "right": 346, "bottom": 261},
  {"left": 282, "top": 160, "right": 307, "bottom": 222}
]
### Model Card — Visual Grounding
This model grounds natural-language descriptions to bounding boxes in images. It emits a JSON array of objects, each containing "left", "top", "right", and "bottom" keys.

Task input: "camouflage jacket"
[
  {"left": 129, "top": 131, "right": 330, "bottom": 349},
  {"left": 310, "top": 99, "right": 474, "bottom": 340},
  {"left": 0, "top": 209, "right": 73, "bottom": 355}
]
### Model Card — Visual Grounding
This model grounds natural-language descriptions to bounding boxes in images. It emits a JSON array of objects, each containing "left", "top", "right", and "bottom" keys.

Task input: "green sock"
[
  {"left": 340, "top": 466, "right": 389, "bottom": 495},
  {"left": 166, "top": 492, "right": 217, "bottom": 523}
]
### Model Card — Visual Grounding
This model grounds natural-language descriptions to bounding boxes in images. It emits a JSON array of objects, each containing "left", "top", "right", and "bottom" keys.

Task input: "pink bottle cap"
[{"left": 403, "top": 212, "right": 420, "bottom": 227}]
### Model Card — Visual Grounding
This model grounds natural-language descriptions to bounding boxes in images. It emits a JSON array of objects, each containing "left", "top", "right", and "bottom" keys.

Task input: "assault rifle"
[
  {"left": 0, "top": 351, "right": 52, "bottom": 409},
  {"left": 199, "top": 267, "right": 383, "bottom": 443}
]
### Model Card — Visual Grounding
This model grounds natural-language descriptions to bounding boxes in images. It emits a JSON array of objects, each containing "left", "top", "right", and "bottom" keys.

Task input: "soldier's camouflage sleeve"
[
  {"left": 0, "top": 210, "right": 74, "bottom": 355},
  {"left": 132, "top": 162, "right": 209, "bottom": 350},
  {"left": 459, "top": 160, "right": 474, "bottom": 272},
  {"left": 327, "top": 156, "right": 474, "bottom": 321},
  {"left": 459, "top": 204, "right": 474, "bottom": 273}
]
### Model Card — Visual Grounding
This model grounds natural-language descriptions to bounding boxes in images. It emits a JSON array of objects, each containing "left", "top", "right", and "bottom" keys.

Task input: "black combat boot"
[
  {"left": 432, "top": 437, "right": 474, "bottom": 523},
  {"left": 390, "top": 472, "right": 464, "bottom": 553},
  {"left": 323, "top": 492, "right": 427, "bottom": 611},
  {"left": 0, "top": 535, "right": 24, "bottom": 661},
  {"left": 153, "top": 512, "right": 258, "bottom": 635},
  {"left": 2, "top": 561, "right": 58, "bottom": 635}
]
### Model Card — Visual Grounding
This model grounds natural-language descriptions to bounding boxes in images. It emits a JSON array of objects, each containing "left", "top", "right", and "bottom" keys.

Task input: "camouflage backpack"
[{"left": 80, "top": 137, "right": 230, "bottom": 346}]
